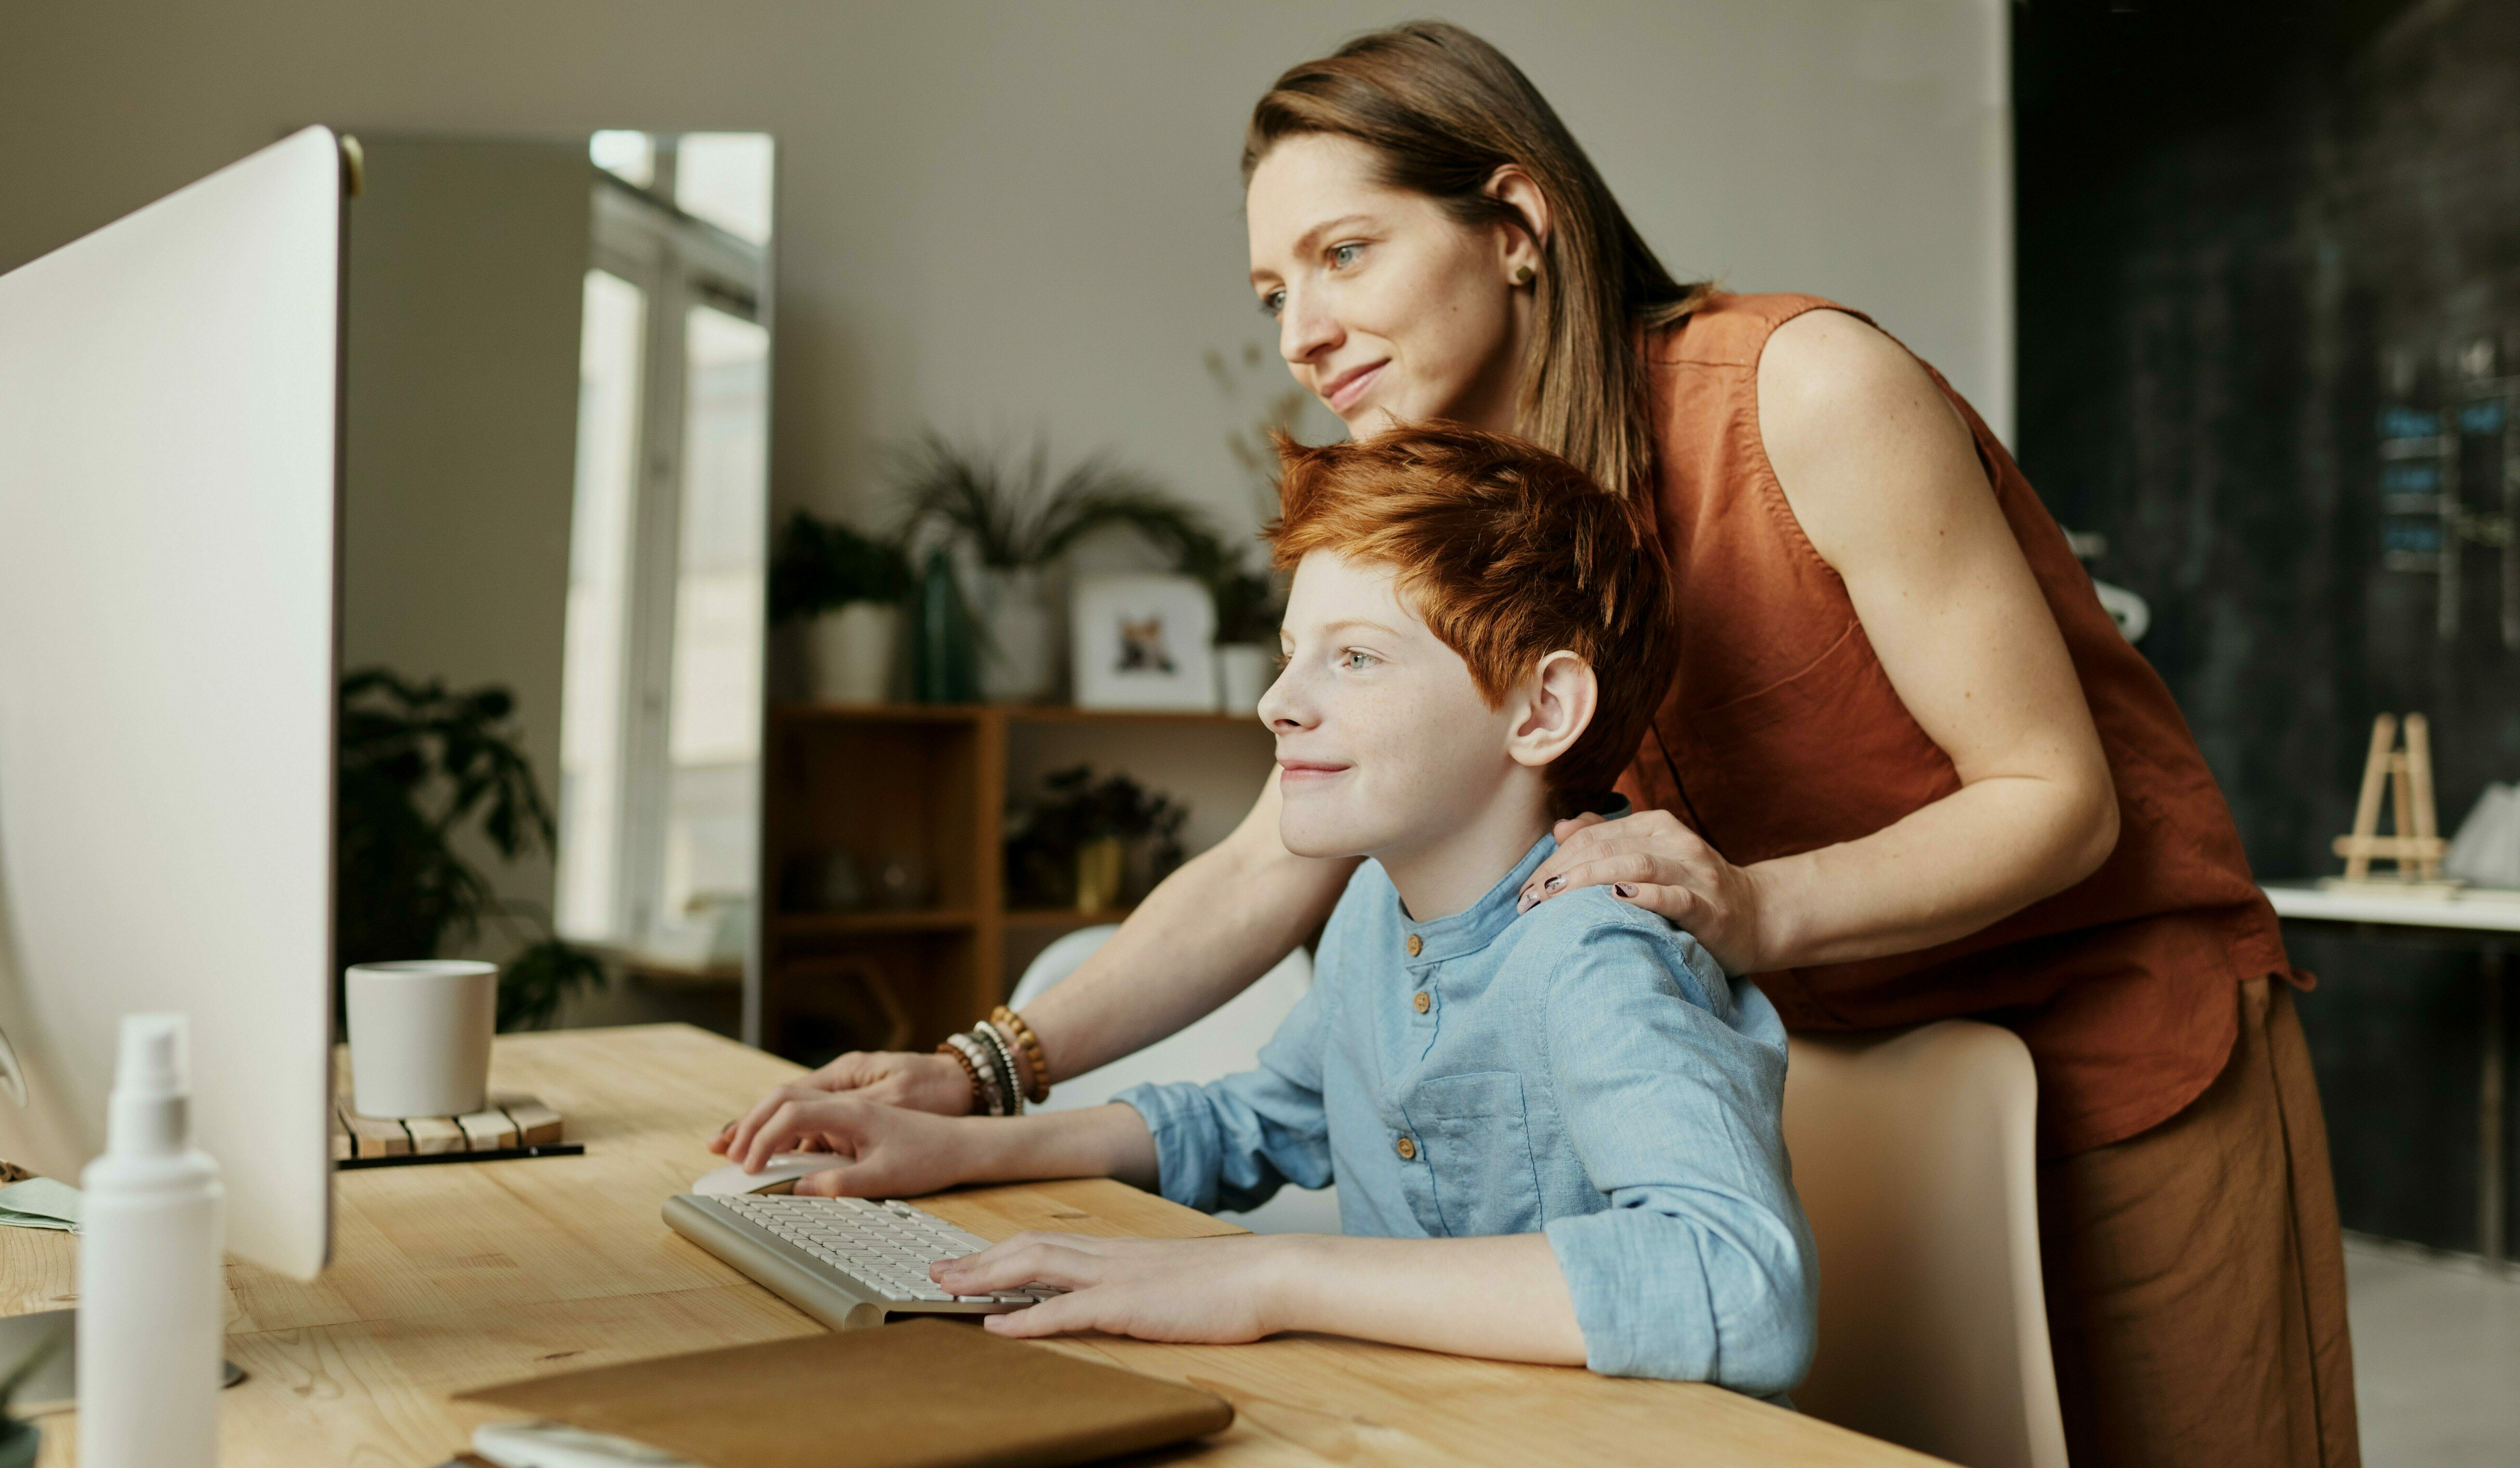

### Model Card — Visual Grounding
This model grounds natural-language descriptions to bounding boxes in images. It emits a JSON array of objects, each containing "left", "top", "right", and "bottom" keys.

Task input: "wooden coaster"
[{"left": 330, "top": 1092, "right": 567, "bottom": 1161}]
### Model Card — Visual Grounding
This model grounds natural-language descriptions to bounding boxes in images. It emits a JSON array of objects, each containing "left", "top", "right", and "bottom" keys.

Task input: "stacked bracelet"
[
  {"left": 991, "top": 1007, "right": 1052, "bottom": 1104},
  {"left": 935, "top": 1038, "right": 984, "bottom": 1109},
  {"left": 972, "top": 1022, "right": 1025, "bottom": 1117},
  {"left": 938, "top": 1010, "right": 1053, "bottom": 1116},
  {"left": 938, "top": 1031, "right": 1005, "bottom": 1116}
]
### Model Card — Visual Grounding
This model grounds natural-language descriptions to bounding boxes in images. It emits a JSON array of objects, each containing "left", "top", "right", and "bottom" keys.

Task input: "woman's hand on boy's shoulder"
[
  {"left": 1520, "top": 808, "right": 1771, "bottom": 973},
  {"left": 939, "top": 1232, "right": 1302, "bottom": 1345}
]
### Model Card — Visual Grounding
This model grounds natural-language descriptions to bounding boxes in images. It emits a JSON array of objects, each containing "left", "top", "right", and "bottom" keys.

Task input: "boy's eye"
[
  {"left": 1329, "top": 241, "right": 1365, "bottom": 269},
  {"left": 1259, "top": 288, "right": 1285, "bottom": 319}
]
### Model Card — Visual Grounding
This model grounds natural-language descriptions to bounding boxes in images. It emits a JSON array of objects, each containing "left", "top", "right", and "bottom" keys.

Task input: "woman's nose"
[{"left": 1278, "top": 290, "right": 1341, "bottom": 368}]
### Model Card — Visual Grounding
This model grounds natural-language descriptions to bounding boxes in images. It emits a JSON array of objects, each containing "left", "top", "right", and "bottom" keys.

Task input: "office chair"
[{"left": 1782, "top": 1020, "right": 2069, "bottom": 1468}]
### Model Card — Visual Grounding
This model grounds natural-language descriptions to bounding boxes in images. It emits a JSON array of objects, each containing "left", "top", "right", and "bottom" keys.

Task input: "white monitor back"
[{"left": 0, "top": 126, "right": 343, "bottom": 1279}]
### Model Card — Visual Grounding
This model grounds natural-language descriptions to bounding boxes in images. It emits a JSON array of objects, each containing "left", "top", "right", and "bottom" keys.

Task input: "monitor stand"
[{"left": 0, "top": 1309, "right": 244, "bottom": 1415}]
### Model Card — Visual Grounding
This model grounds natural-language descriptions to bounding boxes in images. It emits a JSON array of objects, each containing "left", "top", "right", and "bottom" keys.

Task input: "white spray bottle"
[{"left": 78, "top": 1012, "right": 225, "bottom": 1468}]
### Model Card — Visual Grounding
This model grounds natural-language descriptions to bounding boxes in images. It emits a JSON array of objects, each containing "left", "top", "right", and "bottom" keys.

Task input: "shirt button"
[
  {"left": 1406, "top": 934, "right": 1423, "bottom": 957},
  {"left": 1412, "top": 992, "right": 1431, "bottom": 1014},
  {"left": 1396, "top": 1136, "right": 1417, "bottom": 1161}
]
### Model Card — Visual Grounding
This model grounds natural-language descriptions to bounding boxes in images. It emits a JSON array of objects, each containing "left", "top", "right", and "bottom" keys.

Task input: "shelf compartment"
[{"left": 773, "top": 909, "right": 981, "bottom": 935}]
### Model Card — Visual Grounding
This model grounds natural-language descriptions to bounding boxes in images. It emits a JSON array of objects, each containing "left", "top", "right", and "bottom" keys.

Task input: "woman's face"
[{"left": 1246, "top": 134, "right": 1535, "bottom": 437}]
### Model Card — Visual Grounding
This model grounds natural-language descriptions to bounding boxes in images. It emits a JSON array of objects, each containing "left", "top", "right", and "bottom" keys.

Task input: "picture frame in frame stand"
[{"left": 1070, "top": 573, "right": 1217, "bottom": 711}]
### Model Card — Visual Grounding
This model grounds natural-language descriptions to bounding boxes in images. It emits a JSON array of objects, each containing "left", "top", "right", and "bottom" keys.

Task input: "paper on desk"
[{"left": 0, "top": 1177, "right": 81, "bottom": 1232}]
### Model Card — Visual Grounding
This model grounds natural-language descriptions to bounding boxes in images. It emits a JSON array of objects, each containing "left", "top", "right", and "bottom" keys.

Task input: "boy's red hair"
[{"left": 1268, "top": 424, "right": 1671, "bottom": 815}]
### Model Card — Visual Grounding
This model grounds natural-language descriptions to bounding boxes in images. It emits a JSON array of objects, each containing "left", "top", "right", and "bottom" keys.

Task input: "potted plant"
[
  {"left": 889, "top": 432, "right": 1260, "bottom": 705},
  {"left": 336, "top": 669, "right": 607, "bottom": 1032},
  {"left": 1003, "top": 766, "right": 1188, "bottom": 913},
  {"left": 0, "top": 1329, "right": 63, "bottom": 1468},
  {"left": 770, "top": 511, "right": 914, "bottom": 704}
]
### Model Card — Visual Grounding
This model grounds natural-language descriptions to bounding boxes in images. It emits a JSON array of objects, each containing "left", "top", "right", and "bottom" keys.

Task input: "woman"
[{"left": 731, "top": 24, "right": 2354, "bottom": 1468}]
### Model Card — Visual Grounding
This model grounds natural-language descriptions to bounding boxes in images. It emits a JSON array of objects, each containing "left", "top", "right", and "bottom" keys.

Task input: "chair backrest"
[
  {"left": 1782, "top": 1020, "right": 2067, "bottom": 1468},
  {"left": 1009, "top": 928, "right": 1315, "bottom": 1104},
  {"left": 1009, "top": 927, "right": 1339, "bottom": 1234}
]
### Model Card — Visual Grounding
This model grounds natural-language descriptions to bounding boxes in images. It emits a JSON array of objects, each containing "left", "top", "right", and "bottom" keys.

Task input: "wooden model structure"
[{"left": 2327, "top": 712, "right": 2452, "bottom": 888}]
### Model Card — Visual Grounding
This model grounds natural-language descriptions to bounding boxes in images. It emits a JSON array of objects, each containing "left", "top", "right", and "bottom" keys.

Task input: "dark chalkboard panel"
[{"left": 2016, "top": 0, "right": 2520, "bottom": 1252}]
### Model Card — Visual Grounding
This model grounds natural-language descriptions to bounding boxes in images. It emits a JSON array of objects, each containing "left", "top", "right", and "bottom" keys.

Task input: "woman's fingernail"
[
  {"left": 1517, "top": 888, "right": 1537, "bottom": 912},
  {"left": 1543, "top": 876, "right": 1564, "bottom": 892},
  {"left": 1613, "top": 883, "right": 1636, "bottom": 899}
]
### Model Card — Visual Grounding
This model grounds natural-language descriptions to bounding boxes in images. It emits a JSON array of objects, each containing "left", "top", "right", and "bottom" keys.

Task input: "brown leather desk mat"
[{"left": 454, "top": 1317, "right": 1234, "bottom": 1468}]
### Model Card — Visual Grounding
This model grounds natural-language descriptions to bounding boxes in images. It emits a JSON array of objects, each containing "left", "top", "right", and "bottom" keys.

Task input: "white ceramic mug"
[{"left": 345, "top": 960, "right": 496, "bottom": 1119}]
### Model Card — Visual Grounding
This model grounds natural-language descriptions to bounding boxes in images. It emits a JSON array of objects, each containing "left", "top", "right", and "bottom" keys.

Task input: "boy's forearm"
[
  {"left": 1264, "top": 1234, "right": 1587, "bottom": 1366},
  {"left": 955, "top": 1103, "right": 1161, "bottom": 1192}
]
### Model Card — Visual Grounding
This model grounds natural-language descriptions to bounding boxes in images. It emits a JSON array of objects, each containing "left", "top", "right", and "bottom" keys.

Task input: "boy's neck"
[{"left": 1376, "top": 773, "right": 1557, "bottom": 924}]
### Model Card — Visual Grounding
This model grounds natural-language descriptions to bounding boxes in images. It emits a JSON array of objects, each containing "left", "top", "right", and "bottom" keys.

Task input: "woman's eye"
[
  {"left": 1258, "top": 289, "right": 1285, "bottom": 319},
  {"left": 1273, "top": 651, "right": 1292, "bottom": 671},
  {"left": 1329, "top": 242, "right": 1364, "bottom": 269},
  {"left": 1341, "top": 649, "right": 1377, "bottom": 671}
]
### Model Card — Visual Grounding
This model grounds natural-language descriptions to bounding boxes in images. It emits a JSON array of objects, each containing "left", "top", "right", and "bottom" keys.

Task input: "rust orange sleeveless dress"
[{"left": 1614, "top": 293, "right": 2293, "bottom": 1159}]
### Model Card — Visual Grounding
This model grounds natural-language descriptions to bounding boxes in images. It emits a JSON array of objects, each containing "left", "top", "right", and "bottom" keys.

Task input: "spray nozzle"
[{"left": 106, "top": 1012, "right": 191, "bottom": 1155}]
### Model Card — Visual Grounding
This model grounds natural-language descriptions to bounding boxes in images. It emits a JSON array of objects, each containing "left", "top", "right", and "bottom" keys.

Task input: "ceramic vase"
[
  {"left": 913, "top": 549, "right": 980, "bottom": 704},
  {"left": 974, "top": 567, "right": 1056, "bottom": 704},
  {"left": 806, "top": 603, "right": 899, "bottom": 704},
  {"left": 1075, "top": 836, "right": 1126, "bottom": 914},
  {"left": 1214, "top": 644, "right": 1273, "bottom": 716}
]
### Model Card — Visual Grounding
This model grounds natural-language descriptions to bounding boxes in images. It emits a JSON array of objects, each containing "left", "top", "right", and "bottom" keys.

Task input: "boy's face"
[{"left": 1261, "top": 550, "right": 1522, "bottom": 861}]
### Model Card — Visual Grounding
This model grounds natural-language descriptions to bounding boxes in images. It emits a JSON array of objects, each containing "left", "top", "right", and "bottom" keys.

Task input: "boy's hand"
[
  {"left": 720, "top": 1090, "right": 977, "bottom": 1199},
  {"left": 707, "top": 1051, "right": 974, "bottom": 1157},
  {"left": 934, "top": 1232, "right": 1298, "bottom": 1344}
]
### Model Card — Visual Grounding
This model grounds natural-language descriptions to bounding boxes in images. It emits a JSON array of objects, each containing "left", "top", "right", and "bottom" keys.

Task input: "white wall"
[
  {"left": 341, "top": 137, "right": 592, "bottom": 925},
  {"left": 0, "top": 0, "right": 2011, "bottom": 551}
]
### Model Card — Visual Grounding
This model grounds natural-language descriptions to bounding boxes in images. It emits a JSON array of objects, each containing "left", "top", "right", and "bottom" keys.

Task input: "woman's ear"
[
  {"left": 1484, "top": 165, "right": 1552, "bottom": 276},
  {"left": 1507, "top": 651, "right": 1596, "bottom": 772}
]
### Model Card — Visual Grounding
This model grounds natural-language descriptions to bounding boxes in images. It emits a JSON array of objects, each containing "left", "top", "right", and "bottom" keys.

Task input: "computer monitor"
[{"left": 0, "top": 126, "right": 345, "bottom": 1280}]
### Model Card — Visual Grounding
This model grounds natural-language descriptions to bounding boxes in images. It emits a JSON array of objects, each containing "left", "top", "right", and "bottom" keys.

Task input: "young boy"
[{"left": 723, "top": 425, "right": 1817, "bottom": 1395}]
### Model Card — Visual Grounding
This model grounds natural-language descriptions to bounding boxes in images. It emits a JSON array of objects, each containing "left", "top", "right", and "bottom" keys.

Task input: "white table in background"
[{"left": 2262, "top": 881, "right": 2518, "bottom": 1268}]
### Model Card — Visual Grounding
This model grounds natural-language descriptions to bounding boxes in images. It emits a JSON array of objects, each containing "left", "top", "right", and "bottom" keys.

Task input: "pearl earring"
[{"left": 1513, "top": 264, "right": 1536, "bottom": 286}]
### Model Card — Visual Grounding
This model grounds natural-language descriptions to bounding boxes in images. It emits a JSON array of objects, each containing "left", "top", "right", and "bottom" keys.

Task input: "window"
[{"left": 555, "top": 135, "right": 772, "bottom": 970}]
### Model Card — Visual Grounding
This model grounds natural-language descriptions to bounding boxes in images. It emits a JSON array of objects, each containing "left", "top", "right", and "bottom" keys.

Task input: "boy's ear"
[{"left": 1507, "top": 651, "right": 1597, "bottom": 772}]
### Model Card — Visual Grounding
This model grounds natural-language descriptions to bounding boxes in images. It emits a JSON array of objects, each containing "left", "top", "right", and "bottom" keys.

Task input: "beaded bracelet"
[
  {"left": 972, "top": 1022, "right": 1026, "bottom": 1117},
  {"left": 991, "top": 1007, "right": 1052, "bottom": 1104},
  {"left": 939, "top": 1031, "right": 1004, "bottom": 1116},
  {"left": 934, "top": 1038, "right": 985, "bottom": 1113}
]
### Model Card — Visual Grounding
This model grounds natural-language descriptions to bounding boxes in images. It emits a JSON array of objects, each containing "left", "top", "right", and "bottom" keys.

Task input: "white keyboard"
[{"left": 662, "top": 1192, "right": 1061, "bottom": 1332}]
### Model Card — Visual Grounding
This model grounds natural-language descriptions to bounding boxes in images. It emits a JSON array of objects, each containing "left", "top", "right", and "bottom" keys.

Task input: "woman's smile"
[{"left": 1318, "top": 358, "right": 1389, "bottom": 414}]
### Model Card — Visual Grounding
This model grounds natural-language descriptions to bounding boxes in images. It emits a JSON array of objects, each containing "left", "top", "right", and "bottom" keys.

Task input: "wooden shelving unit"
[{"left": 758, "top": 702, "right": 1269, "bottom": 1063}]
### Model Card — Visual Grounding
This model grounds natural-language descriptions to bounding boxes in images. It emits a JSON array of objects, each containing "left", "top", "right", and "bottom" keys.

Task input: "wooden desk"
[{"left": 1, "top": 1024, "right": 1938, "bottom": 1467}]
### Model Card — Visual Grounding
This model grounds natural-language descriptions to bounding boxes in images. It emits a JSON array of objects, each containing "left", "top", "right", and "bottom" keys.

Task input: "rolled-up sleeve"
[
  {"left": 1540, "top": 920, "right": 1818, "bottom": 1396},
  {"left": 1115, "top": 984, "right": 1334, "bottom": 1216}
]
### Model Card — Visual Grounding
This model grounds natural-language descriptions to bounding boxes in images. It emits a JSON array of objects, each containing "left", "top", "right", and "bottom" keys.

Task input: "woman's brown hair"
[{"left": 1244, "top": 21, "right": 1710, "bottom": 501}]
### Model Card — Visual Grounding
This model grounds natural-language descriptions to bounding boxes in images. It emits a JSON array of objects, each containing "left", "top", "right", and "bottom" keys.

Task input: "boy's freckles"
[{"left": 1265, "top": 550, "right": 1520, "bottom": 865}]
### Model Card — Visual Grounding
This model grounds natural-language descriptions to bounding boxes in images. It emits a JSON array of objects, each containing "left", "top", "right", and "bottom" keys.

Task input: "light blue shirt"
[{"left": 1117, "top": 833, "right": 1818, "bottom": 1396}]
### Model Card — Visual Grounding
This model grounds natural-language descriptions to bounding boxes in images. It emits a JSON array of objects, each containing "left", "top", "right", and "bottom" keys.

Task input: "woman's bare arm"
[
  {"left": 1020, "top": 770, "right": 1358, "bottom": 1080},
  {"left": 716, "top": 771, "right": 1357, "bottom": 1123},
  {"left": 1525, "top": 309, "right": 2118, "bottom": 973}
]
